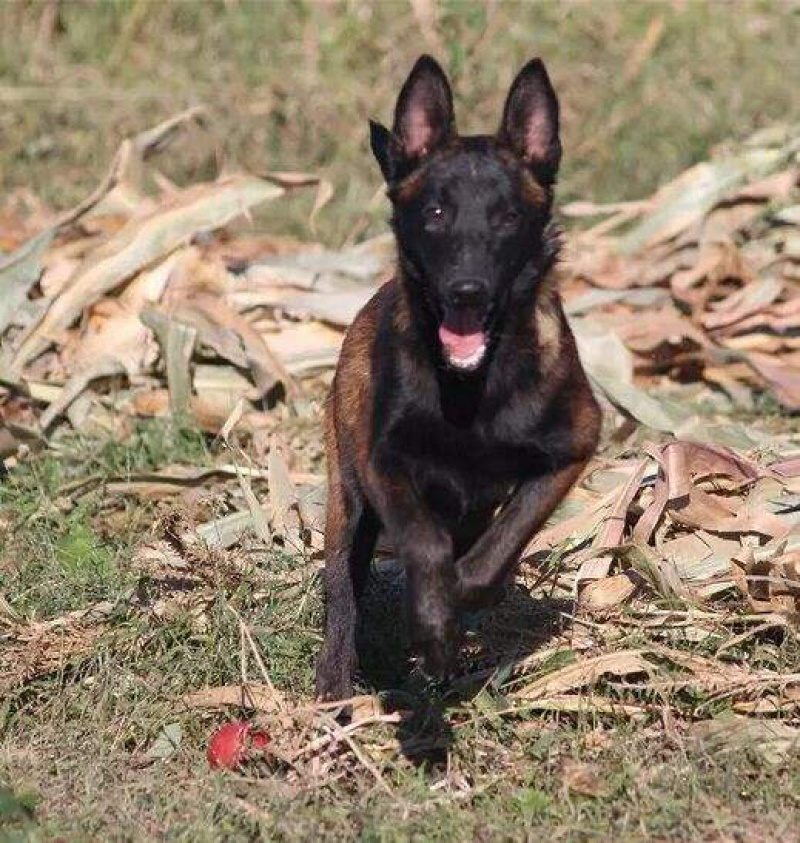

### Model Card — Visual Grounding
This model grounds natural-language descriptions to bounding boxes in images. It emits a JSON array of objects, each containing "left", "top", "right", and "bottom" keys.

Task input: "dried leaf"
[
  {"left": 525, "top": 484, "right": 618, "bottom": 556},
  {"left": 731, "top": 549, "right": 800, "bottom": 615},
  {"left": 265, "top": 322, "right": 343, "bottom": 375},
  {"left": 308, "top": 178, "right": 334, "bottom": 233},
  {"left": 195, "top": 511, "right": 256, "bottom": 550},
  {"left": 575, "top": 554, "right": 613, "bottom": 589},
  {"left": 182, "top": 684, "right": 286, "bottom": 713},
  {"left": 689, "top": 716, "right": 800, "bottom": 765},
  {"left": 515, "top": 695, "right": 650, "bottom": 718},
  {"left": 618, "top": 148, "right": 784, "bottom": 253},
  {"left": 147, "top": 722, "right": 183, "bottom": 760},
  {"left": 562, "top": 760, "right": 613, "bottom": 798},
  {"left": 518, "top": 650, "right": 652, "bottom": 699},
  {"left": 13, "top": 175, "right": 286, "bottom": 371},
  {"left": 572, "top": 319, "right": 690, "bottom": 431},
  {"left": 237, "top": 471, "right": 271, "bottom": 547},
  {"left": 141, "top": 309, "right": 197, "bottom": 420},
  {"left": 742, "top": 352, "right": 800, "bottom": 410},
  {"left": 593, "top": 458, "right": 648, "bottom": 548},
  {"left": 0, "top": 228, "right": 53, "bottom": 334},
  {"left": 268, "top": 438, "right": 298, "bottom": 540},
  {"left": 579, "top": 573, "right": 639, "bottom": 612}
]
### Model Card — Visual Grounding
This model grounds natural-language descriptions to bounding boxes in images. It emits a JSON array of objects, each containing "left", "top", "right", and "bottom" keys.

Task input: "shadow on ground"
[{"left": 355, "top": 559, "right": 571, "bottom": 765}]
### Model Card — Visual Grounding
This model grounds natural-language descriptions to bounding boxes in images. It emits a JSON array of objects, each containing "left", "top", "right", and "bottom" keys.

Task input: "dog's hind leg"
[{"left": 316, "top": 466, "right": 378, "bottom": 701}]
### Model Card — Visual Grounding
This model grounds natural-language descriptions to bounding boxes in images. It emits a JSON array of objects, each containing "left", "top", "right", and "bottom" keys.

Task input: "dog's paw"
[{"left": 411, "top": 622, "right": 463, "bottom": 684}]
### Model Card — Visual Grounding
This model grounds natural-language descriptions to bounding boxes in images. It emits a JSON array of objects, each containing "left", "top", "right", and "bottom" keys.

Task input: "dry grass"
[
  {"left": 2, "top": 2, "right": 800, "bottom": 839},
  {"left": 1, "top": 411, "right": 799, "bottom": 839}
]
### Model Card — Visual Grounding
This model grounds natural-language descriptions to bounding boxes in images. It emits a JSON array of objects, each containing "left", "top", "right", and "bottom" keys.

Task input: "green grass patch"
[{"left": 0, "top": 420, "right": 210, "bottom": 616}]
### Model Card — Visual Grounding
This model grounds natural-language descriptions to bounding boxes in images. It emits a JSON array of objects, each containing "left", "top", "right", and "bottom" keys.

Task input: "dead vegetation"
[{"left": 1, "top": 111, "right": 799, "bottom": 837}]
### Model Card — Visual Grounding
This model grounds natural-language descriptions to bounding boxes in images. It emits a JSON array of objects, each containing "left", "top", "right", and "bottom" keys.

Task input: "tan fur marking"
[
  {"left": 327, "top": 282, "right": 394, "bottom": 483},
  {"left": 323, "top": 403, "right": 346, "bottom": 554},
  {"left": 392, "top": 282, "right": 413, "bottom": 334},
  {"left": 569, "top": 383, "right": 603, "bottom": 460},
  {"left": 520, "top": 170, "right": 547, "bottom": 205},
  {"left": 495, "top": 148, "right": 547, "bottom": 206},
  {"left": 394, "top": 169, "right": 426, "bottom": 203},
  {"left": 534, "top": 286, "right": 563, "bottom": 375}
]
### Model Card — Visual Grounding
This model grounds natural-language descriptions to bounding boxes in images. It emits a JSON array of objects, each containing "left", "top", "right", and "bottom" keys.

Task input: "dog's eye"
[
  {"left": 423, "top": 205, "right": 445, "bottom": 227},
  {"left": 503, "top": 209, "right": 522, "bottom": 226}
]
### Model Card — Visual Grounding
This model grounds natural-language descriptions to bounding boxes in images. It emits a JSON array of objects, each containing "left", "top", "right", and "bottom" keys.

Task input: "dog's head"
[{"left": 371, "top": 55, "right": 561, "bottom": 372}]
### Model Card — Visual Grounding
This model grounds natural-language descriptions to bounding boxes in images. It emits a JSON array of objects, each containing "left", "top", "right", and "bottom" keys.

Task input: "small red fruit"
[{"left": 207, "top": 721, "right": 269, "bottom": 770}]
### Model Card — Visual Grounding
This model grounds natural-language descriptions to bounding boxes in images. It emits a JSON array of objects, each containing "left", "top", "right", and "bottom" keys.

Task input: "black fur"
[{"left": 316, "top": 56, "right": 600, "bottom": 701}]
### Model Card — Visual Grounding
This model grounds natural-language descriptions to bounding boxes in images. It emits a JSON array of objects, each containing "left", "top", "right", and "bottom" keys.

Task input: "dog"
[{"left": 316, "top": 55, "right": 601, "bottom": 701}]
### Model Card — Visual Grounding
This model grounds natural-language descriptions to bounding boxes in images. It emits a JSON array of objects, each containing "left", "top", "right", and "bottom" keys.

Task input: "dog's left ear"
[
  {"left": 497, "top": 58, "right": 561, "bottom": 185},
  {"left": 370, "top": 55, "right": 455, "bottom": 183}
]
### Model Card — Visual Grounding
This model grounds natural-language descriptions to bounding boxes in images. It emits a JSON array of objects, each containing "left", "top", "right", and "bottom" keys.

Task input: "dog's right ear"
[
  {"left": 370, "top": 55, "right": 455, "bottom": 183},
  {"left": 393, "top": 55, "right": 455, "bottom": 159}
]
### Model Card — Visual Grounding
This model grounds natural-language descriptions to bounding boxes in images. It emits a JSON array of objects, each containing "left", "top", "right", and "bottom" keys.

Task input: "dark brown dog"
[{"left": 316, "top": 55, "right": 600, "bottom": 701}]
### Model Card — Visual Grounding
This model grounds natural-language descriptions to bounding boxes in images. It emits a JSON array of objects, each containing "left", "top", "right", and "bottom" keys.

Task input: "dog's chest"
[
  {"left": 383, "top": 366, "right": 549, "bottom": 522},
  {"left": 411, "top": 421, "right": 529, "bottom": 524}
]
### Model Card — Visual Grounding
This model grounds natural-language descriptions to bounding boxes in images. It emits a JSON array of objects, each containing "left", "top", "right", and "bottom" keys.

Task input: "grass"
[
  {"left": 2, "top": 2, "right": 800, "bottom": 839},
  {"left": 0, "top": 421, "right": 209, "bottom": 616},
  {"left": 1, "top": 1, "right": 799, "bottom": 244},
  {"left": 2, "top": 414, "right": 799, "bottom": 840}
]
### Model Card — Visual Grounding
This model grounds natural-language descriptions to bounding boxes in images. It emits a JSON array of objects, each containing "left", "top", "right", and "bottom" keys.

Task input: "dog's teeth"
[{"left": 448, "top": 343, "right": 487, "bottom": 370}]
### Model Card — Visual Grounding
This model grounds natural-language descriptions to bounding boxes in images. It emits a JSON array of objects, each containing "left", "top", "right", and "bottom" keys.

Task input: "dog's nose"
[{"left": 448, "top": 278, "right": 488, "bottom": 307}]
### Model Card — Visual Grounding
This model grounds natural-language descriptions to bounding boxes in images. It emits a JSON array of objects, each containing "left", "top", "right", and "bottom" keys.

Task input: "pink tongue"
[{"left": 438, "top": 308, "right": 485, "bottom": 361}]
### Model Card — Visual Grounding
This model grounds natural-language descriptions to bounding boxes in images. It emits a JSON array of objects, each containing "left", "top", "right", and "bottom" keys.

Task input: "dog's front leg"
[
  {"left": 455, "top": 462, "right": 586, "bottom": 610},
  {"left": 366, "top": 461, "right": 461, "bottom": 679}
]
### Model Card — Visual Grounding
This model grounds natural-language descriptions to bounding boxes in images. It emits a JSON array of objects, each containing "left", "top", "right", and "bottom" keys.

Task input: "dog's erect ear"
[
  {"left": 369, "top": 120, "right": 397, "bottom": 182},
  {"left": 393, "top": 55, "right": 454, "bottom": 158},
  {"left": 370, "top": 55, "right": 454, "bottom": 183},
  {"left": 497, "top": 58, "right": 561, "bottom": 184}
]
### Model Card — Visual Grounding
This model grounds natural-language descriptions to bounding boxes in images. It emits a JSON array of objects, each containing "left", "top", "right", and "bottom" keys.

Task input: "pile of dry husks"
[{"left": 1, "top": 113, "right": 798, "bottom": 769}]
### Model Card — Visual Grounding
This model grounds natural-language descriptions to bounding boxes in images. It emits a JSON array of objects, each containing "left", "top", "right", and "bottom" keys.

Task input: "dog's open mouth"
[{"left": 438, "top": 306, "right": 488, "bottom": 370}]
